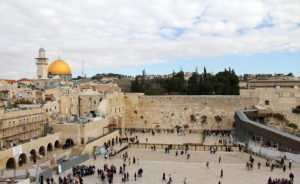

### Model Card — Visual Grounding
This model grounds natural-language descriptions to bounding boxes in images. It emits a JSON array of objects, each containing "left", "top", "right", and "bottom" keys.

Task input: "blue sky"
[
  {"left": 0, "top": 0, "right": 299, "bottom": 79},
  {"left": 84, "top": 51, "right": 300, "bottom": 77}
]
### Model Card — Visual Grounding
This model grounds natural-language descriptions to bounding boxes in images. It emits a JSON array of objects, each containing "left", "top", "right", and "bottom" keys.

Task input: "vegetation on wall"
[
  {"left": 130, "top": 67, "right": 240, "bottom": 95},
  {"left": 288, "top": 123, "right": 298, "bottom": 129},
  {"left": 272, "top": 113, "right": 286, "bottom": 122},
  {"left": 292, "top": 105, "right": 300, "bottom": 114}
]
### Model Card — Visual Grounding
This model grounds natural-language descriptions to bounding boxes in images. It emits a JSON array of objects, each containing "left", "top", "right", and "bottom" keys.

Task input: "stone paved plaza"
[
  {"left": 53, "top": 148, "right": 299, "bottom": 184},
  {"left": 128, "top": 132, "right": 203, "bottom": 144}
]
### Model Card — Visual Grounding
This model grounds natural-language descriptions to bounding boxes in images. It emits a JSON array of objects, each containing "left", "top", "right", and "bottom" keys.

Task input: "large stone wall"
[{"left": 124, "top": 94, "right": 259, "bottom": 131}]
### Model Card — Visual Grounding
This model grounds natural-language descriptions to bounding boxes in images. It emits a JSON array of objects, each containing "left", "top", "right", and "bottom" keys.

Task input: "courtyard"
[{"left": 53, "top": 148, "right": 298, "bottom": 184}]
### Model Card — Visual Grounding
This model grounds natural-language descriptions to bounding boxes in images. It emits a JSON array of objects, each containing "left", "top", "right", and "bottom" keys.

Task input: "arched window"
[{"left": 265, "top": 100, "right": 270, "bottom": 105}]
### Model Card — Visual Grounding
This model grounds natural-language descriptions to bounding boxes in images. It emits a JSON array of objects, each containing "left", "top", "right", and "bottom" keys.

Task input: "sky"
[{"left": 0, "top": 0, "right": 299, "bottom": 79}]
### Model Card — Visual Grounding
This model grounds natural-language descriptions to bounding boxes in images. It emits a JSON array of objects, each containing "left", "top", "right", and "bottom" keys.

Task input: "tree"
[
  {"left": 287, "top": 72, "right": 294, "bottom": 77},
  {"left": 188, "top": 72, "right": 199, "bottom": 95}
]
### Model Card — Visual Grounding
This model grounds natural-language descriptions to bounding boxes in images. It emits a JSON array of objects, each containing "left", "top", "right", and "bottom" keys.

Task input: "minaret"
[{"left": 35, "top": 48, "right": 48, "bottom": 79}]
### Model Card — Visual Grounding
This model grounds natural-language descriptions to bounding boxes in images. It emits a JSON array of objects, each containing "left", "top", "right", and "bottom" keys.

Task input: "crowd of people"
[{"left": 267, "top": 177, "right": 293, "bottom": 184}]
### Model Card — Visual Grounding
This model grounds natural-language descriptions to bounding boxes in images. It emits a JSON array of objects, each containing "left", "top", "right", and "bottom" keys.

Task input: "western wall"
[{"left": 124, "top": 93, "right": 259, "bottom": 131}]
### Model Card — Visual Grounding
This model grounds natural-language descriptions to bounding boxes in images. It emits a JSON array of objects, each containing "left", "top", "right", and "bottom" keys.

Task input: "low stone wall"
[{"left": 81, "top": 130, "right": 120, "bottom": 156}]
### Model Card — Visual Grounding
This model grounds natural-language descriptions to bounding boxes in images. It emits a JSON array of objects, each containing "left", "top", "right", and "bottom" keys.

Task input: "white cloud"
[{"left": 0, "top": 0, "right": 299, "bottom": 79}]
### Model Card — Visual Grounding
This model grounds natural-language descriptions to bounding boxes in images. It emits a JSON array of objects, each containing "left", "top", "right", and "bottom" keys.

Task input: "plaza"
[{"left": 53, "top": 148, "right": 299, "bottom": 184}]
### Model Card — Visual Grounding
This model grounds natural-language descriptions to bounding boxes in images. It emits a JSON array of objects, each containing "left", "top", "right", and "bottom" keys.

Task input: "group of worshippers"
[
  {"left": 57, "top": 175, "right": 83, "bottom": 184},
  {"left": 72, "top": 165, "right": 96, "bottom": 177},
  {"left": 267, "top": 176, "right": 294, "bottom": 184}
]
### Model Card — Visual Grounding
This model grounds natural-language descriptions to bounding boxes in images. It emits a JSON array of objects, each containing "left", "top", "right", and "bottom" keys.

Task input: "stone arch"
[
  {"left": 47, "top": 143, "right": 53, "bottom": 152},
  {"left": 54, "top": 140, "right": 60, "bottom": 148},
  {"left": 30, "top": 149, "right": 37, "bottom": 160},
  {"left": 6, "top": 157, "right": 16, "bottom": 169},
  {"left": 112, "top": 138, "right": 115, "bottom": 146},
  {"left": 18, "top": 153, "right": 27, "bottom": 166},
  {"left": 265, "top": 100, "right": 270, "bottom": 105},
  {"left": 39, "top": 146, "right": 46, "bottom": 156},
  {"left": 103, "top": 142, "right": 107, "bottom": 148},
  {"left": 65, "top": 139, "right": 74, "bottom": 148}
]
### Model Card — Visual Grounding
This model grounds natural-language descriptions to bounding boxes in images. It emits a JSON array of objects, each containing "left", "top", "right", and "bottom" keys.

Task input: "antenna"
[{"left": 81, "top": 60, "right": 85, "bottom": 78}]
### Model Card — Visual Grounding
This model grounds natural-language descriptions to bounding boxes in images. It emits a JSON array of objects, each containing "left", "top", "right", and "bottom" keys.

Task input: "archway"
[
  {"left": 65, "top": 139, "right": 74, "bottom": 148},
  {"left": 107, "top": 140, "right": 111, "bottom": 147},
  {"left": 54, "top": 140, "right": 60, "bottom": 148},
  {"left": 30, "top": 149, "right": 37, "bottom": 161},
  {"left": 112, "top": 138, "right": 115, "bottom": 146},
  {"left": 39, "top": 146, "right": 46, "bottom": 157},
  {"left": 6, "top": 157, "right": 16, "bottom": 169},
  {"left": 47, "top": 143, "right": 53, "bottom": 152},
  {"left": 115, "top": 136, "right": 119, "bottom": 144},
  {"left": 18, "top": 153, "right": 27, "bottom": 167}
]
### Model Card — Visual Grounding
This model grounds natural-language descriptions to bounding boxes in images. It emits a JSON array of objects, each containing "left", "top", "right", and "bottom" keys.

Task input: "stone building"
[{"left": 0, "top": 104, "right": 47, "bottom": 149}]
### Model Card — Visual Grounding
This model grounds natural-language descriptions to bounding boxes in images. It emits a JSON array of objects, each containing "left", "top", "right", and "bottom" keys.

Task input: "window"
[
  {"left": 46, "top": 109, "right": 48, "bottom": 112},
  {"left": 8, "top": 121, "right": 11, "bottom": 127},
  {"left": 265, "top": 100, "right": 270, "bottom": 105}
]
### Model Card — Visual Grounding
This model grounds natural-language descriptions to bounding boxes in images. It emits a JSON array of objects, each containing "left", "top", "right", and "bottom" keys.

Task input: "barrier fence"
[
  {"left": 128, "top": 143, "right": 239, "bottom": 152},
  {"left": 58, "top": 154, "right": 89, "bottom": 174}
]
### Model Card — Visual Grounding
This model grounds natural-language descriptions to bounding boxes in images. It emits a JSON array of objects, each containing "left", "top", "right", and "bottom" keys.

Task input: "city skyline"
[{"left": 0, "top": 0, "right": 299, "bottom": 79}]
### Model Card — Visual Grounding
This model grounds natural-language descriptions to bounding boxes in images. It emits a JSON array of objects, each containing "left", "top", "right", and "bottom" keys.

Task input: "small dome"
[
  {"left": 39, "top": 48, "right": 45, "bottom": 52},
  {"left": 48, "top": 59, "right": 72, "bottom": 75}
]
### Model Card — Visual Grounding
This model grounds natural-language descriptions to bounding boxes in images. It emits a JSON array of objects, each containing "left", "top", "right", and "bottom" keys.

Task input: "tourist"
[
  {"left": 134, "top": 172, "right": 137, "bottom": 181},
  {"left": 169, "top": 174, "right": 172, "bottom": 182},
  {"left": 206, "top": 162, "right": 209, "bottom": 169},
  {"left": 183, "top": 177, "right": 187, "bottom": 184},
  {"left": 258, "top": 162, "right": 261, "bottom": 169},
  {"left": 289, "top": 172, "right": 294, "bottom": 182},
  {"left": 133, "top": 157, "right": 136, "bottom": 164},
  {"left": 176, "top": 150, "right": 178, "bottom": 156},
  {"left": 283, "top": 164, "right": 286, "bottom": 172},
  {"left": 162, "top": 172, "right": 166, "bottom": 182},
  {"left": 219, "top": 156, "right": 221, "bottom": 163},
  {"left": 289, "top": 160, "right": 292, "bottom": 170},
  {"left": 220, "top": 169, "right": 223, "bottom": 178},
  {"left": 187, "top": 152, "right": 190, "bottom": 160}
]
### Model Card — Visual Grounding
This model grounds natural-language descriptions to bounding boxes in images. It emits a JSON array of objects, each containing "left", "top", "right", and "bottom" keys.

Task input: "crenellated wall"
[{"left": 124, "top": 93, "right": 259, "bottom": 131}]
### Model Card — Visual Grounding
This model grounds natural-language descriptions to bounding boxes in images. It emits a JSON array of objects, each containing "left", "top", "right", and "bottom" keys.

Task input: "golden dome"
[{"left": 48, "top": 59, "right": 72, "bottom": 75}]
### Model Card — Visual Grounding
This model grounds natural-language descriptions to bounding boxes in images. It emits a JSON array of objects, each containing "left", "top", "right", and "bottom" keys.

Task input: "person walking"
[
  {"left": 162, "top": 173, "right": 166, "bottom": 182},
  {"left": 289, "top": 172, "right": 294, "bottom": 182},
  {"left": 206, "top": 162, "right": 209, "bottom": 169},
  {"left": 289, "top": 160, "right": 292, "bottom": 170},
  {"left": 219, "top": 156, "right": 221, "bottom": 163},
  {"left": 220, "top": 169, "right": 223, "bottom": 178},
  {"left": 183, "top": 177, "right": 187, "bottom": 184},
  {"left": 134, "top": 172, "right": 137, "bottom": 181}
]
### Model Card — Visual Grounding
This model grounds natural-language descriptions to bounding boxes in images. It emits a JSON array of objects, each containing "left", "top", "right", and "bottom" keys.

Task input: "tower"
[{"left": 35, "top": 48, "right": 48, "bottom": 79}]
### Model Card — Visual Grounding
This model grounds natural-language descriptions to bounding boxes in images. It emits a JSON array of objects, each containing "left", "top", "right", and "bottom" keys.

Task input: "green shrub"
[
  {"left": 288, "top": 123, "right": 298, "bottom": 129},
  {"left": 292, "top": 105, "right": 300, "bottom": 114},
  {"left": 272, "top": 113, "right": 285, "bottom": 122}
]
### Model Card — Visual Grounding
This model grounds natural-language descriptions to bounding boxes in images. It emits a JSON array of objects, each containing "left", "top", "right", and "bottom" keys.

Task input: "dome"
[
  {"left": 39, "top": 47, "right": 45, "bottom": 52},
  {"left": 48, "top": 59, "right": 72, "bottom": 75}
]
